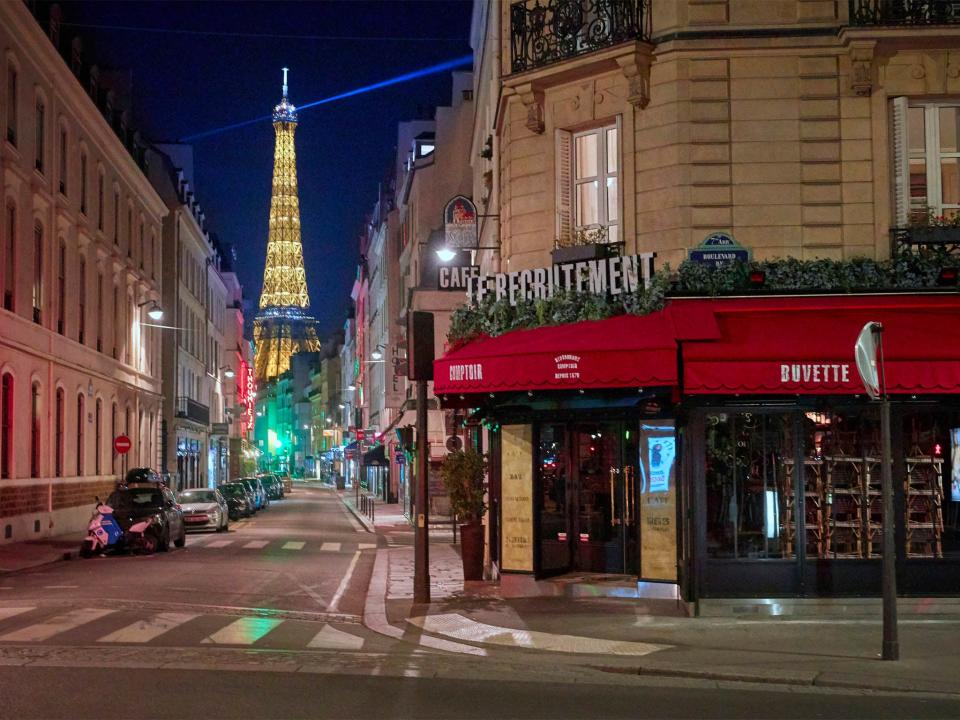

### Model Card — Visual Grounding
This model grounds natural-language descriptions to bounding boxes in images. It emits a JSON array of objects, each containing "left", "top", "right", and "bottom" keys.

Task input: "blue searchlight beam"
[{"left": 181, "top": 54, "right": 472, "bottom": 142}]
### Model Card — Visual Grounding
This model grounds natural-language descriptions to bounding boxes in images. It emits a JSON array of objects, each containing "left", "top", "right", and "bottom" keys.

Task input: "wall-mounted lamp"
[
  {"left": 138, "top": 300, "right": 164, "bottom": 321},
  {"left": 370, "top": 344, "right": 387, "bottom": 360},
  {"left": 220, "top": 366, "right": 235, "bottom": 379}
]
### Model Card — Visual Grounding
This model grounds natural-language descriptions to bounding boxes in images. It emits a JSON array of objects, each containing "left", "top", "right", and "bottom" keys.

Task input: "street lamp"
[
  {"left": 220, "top": 366, "right": 235, "bottom": 379},
  {"left": 138, "top": 300, "right": 164, "bottom": 321},
  {"left": 371, "top": 344, "right": 386, "bottom": 360},
  {"left": 435, "top": 247, "right": 457, "bottom": 262}
]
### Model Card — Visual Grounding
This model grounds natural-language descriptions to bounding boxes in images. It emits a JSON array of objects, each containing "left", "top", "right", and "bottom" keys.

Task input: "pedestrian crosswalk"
[
  {"left": 184, "top": 537, "right": 378, "bottom": 553},
  {"left": 0, "top": 605, "right": 370, "bottom": 651}
]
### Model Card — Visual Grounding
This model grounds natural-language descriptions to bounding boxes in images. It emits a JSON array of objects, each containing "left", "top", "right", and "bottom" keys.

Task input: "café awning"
[
  {"left": 433, "top": 313, "right": 677, "bottom": 399},
  {"left": 669, "top": 294, "right": 960, "bottom": 395}
]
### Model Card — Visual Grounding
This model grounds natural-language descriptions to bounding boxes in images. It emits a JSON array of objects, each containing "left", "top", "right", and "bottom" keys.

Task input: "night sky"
[{"left": 61, "top": 1, "right": 473, "bottom": 338}]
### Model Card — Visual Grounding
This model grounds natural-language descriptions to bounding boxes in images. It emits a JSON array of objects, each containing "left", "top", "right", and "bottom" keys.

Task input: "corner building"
[{"left": 435, "top": 0, "right": 960, "bottom": 609}]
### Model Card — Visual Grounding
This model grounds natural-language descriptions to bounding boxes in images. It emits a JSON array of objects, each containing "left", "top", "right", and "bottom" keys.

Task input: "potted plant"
[{"left": 440, "top": 447, "right": 486, "bottom": 581}]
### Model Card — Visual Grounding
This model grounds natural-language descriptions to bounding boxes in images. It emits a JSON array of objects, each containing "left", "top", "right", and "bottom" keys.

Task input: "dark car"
[
  {"left": 107, "top": 474, "right": 185, "bottom": 552},
  {"left": 218, "top": 482, "right": 253, "bottom": 519},
  {"left": 258, "top": 473, "right": 283, "bottom": 501},
  {"left": 236, "top": 477, "right": 267, "bottom": 511}
]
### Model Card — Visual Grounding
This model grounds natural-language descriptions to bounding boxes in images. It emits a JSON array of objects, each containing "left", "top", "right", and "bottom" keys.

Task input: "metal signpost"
[{"left": 854, "top": 321, "right": 899, "bottom": 661}]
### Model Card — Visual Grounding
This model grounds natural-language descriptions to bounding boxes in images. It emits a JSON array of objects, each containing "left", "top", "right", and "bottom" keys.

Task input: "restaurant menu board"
[
  {"left": 500, "top": 424, "right": 534, "bottom": 572},
  {"left": 639, "top": 423, "right": 678, "bottom": 582}
]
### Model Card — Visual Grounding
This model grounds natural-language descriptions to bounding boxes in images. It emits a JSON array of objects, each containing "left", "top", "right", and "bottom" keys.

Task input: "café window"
[
  {"left": 556, "top": 120, "right": 620, "bottom": 245},
  {"left": 893, "top": 98, "right": 960, "bottom": 224}
]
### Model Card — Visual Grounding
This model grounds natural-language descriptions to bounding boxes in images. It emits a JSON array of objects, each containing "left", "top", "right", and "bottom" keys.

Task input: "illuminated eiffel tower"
[{"left": 254, "top": 68, "right": 320, "bottom": 382}]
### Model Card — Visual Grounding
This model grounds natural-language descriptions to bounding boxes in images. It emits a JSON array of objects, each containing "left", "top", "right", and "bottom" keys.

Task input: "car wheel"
[
  {"left": 223, "top": 519, "right": 229, "bottom": 533},
  {"left": 142, "top": 530, "right": 159, "bottom": 554},
  {"left": 174, "top": 527, "right": 186, "bottom": 548},
  {"left": 79, "top": 539, "right": 94, "bottom": 558}
]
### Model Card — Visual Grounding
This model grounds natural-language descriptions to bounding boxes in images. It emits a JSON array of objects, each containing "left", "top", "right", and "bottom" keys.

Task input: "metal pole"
[
  {"left": 877, "top": 326, "right": 899, "bottom": 661},
  {"left": 414, "top": 378, "right": 430, "bottom": 604}
]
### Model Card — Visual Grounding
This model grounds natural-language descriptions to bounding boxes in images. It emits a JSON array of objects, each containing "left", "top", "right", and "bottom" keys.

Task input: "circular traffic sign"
[{"left": 113, "top": 434, "right": 132, "bottom": 455}]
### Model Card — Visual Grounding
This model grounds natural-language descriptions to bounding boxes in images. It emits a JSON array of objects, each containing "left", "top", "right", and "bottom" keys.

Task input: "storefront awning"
[
  {"left": 433, "top": 313, "right": 677, "bottom": 398},
  {"left": 362, "top": 444, "right": 387, "bottom": 465},
  {"left": 670, "top": 294, "right": 960, "bottom": 395}
]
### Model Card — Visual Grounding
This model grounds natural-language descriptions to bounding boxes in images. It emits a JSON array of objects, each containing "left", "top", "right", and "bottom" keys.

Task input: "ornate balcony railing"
[
  {"left": 175, "top": 396, "right": 210, "bottom": 426},
  {"left": 510, "top": 0, "right": 651, "bottom": 74},
  {"left": 849, "top": 0, "right": 960, "bottom": 26},
  {"left": 891, "top": 226, "right": 960, "bottom": 256}
]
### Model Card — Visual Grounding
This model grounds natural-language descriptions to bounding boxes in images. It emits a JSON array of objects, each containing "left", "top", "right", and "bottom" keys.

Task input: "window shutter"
[
  {"left": 555, "top": 129, "right": 573, "bottom": 244},
  {"left": 891, "top": 96, "right": 909, "bottom": 228}
]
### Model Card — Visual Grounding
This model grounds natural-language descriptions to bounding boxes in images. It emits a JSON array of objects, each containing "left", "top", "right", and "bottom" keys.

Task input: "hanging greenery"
[{"left": 447, "top": 250, "right": 957, "bottom": 345}]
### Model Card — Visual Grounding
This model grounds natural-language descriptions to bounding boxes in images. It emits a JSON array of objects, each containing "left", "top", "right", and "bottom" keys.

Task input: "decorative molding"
[
  {"left": 849, "top": 40, "right": 876, "bottom": 97},
  {"left": 515, "top": 82, "right": 544, "bottom": 134},
  {"left": 616, "top": 48, "right": 653, "bottom": 109}
]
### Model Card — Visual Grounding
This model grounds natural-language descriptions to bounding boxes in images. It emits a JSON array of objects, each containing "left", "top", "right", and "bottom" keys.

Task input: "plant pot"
[
  {"left": 550, "top": 242, "right": 613, "bottom": 265},
  {"left": 459, "top": 520, "right": 484, "bottom": 581}
]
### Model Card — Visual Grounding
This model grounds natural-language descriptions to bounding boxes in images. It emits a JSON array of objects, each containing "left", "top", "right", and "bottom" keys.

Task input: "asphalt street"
[{"left": 0, "top": 485, "right": 957, "bottom": 719}]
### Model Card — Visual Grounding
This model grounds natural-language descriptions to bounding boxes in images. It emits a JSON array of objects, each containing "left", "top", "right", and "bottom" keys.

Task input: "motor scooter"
[{"left": 79, "top": 499, "right": 124, "bottom": 557}]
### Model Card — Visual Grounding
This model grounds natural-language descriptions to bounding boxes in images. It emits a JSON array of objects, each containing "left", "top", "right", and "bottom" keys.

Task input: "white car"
[{"left": 178, "top": 488, "right": 229, "bottom": 533}]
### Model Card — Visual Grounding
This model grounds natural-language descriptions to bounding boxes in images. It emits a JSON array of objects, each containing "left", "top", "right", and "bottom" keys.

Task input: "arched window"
[
  {"left": 30, "top": 381, "right": 40, "bottom": 477},
  {"left": 76, "top": 393, "right": 84, "bottom": 476},
  {"left": 55, "top": 388, "right": 64, "bottom": 477},
  {"left": 57, "top": 239, "right": 65, "bottom": 335},
  {"left": 111, "top": 402, "right": 117, "bottom": 475},
  {"left": 78, "top": 256, "right": 86, "bottom": 344},
  {"left": 94, "top": 398, "right": 102, "bottom": 475},
  {"left": 2, "top": 201, "right": 13, "bottom": 311},
  {"left": 6, "top": 61, "right": 18, "bottom": 146},
  {"left": 0, "top": 373, "right": 12, "bottom": 478}
]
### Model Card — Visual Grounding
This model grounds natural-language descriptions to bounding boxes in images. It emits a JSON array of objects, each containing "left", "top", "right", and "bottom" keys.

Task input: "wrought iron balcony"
[
  {"left": 891, "top": 226, "right": 960, "bottom": 255},
  {"left": 175, "top": 396, "right": 210, "bottom": 426},
  {"left": 510, "top": 0, "right": 651, "bottom": 75},
  {"left": 849, "top": 0, "right": 960, "bottom": 26}
]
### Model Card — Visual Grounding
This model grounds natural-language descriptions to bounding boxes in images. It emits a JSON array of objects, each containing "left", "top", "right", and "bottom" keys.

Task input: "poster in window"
[
  {"left": 500, "top": 424, "right": 534, "bottom": 572},
  {"left": 951, "top": 428, "right": 960, "bottom": 503},
  {"left": 638, "top": 422, "right": 677, "bottom": 582}
]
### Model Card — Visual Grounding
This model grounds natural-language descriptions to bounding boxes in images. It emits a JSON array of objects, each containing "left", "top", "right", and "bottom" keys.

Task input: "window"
[
  {"left": 111, "top": 403, "right": 117, "bottom": 475},
  {"left": 97, "top": 171, "right": 104, "bottom": 230},
  {"left": 127, "top": 206, "right": 132, "bottom": 258},
  {"left": 55, "top": 388, "right": 64, "bottom": 477},
  {"left": 556, "top": 122, "right": 620, "bottom": 245},
  {"left": 58, "top": 127, "right": 67, "bottom": 195},
  {"left": 6, "top": 64, "right": 16, "bottom": 146},
  {"left": 34, "top": 100, "right": 44, "bottom": 173},
  {"left": 138, "top": 219, "right": 144, "bottom": 269},
  {"left": 30, "top": 382, "right": 40, "bottom": 477},
  {"left": 94, "top": 399, "right": 102, "bottom": 474},
  {"left": 895, "top": 100, "right": 960, "bottom": 224},
  {"left": 113, "top": 189, "right": 119, "bottom": 244},
  {"left": 78, "top": 257, "right": 86, "bottom": 344},
  {"left": 0, "top": 374, "right": 11, "bottom": 478},
  {"left": 3, "top": 203, "right": 13, "bottom": 311},
  {"left": 113, "top": 286, "right": 120, "bottom": 359},
  {"left": 79, "top": 150, "right": 88, "bottom": 215},
  {"left": 148, "top": 231, "right": 155, "bottom": 279},
  {"left": 32, "top": 223, "right": 42, "bottom": 324},
  {"left": 76, "top": 394, "right": 84, "bottom": 476},
  {"left": 96, "top": 271, "right": 103, "bottom": 352},
  {"left": 57, "top": 240, "right": 65, "bottom": 334}
]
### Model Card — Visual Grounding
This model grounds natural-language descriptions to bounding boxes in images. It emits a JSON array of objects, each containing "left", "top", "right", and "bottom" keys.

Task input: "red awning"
[
  {"left": 670, "top": 294, "right": 960, "bottom": 395},
  {"left": 433, "top": 313, "right": 677, "bottom": 397}
]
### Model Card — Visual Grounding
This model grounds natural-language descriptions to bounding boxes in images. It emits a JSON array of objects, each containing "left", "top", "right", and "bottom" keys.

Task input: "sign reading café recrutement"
[
  {"left": 688, "top": 232, "right": 751, "bottom": 268},
  {"left": 500, "top": 424, "right": 534, "bottom": 572},
  {"left": 444, "top": 195, "right": 478, "bottom": 250},
  {"left": 465, "top": 252, "right": 656, "bottom": 306}
]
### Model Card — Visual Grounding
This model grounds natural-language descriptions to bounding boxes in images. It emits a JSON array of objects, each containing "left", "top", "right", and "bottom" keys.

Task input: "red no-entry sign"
[{"left": 113, "top": 435, "right": 132, "bottom": 455}]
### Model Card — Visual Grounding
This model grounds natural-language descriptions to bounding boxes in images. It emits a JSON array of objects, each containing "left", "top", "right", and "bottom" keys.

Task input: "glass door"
[
  {"left": 538, "top": 424, "right": 571, "bottom": 575},
  {"left": 573, "top": 422, "right": 628, "bottom": 573}
]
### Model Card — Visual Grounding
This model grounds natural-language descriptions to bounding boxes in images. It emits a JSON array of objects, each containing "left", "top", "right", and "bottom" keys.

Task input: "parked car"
[
  {"left": 218, "top": 482, "right": 253, "bottom": 519},
  {"left": 178, "top": 488, "right": 229, "bottom": 532},
  {"left": 258, "top": 473, "right": 283, "bottom": 501},
  {"left": 281, "top": 475, "right": 293, "bottom": 494},
  {"left": 237, "top": 477, "right": 267, "bottom": 511},
  {"left": 106, "top": 471, "right": 185, "bottom": 552}
]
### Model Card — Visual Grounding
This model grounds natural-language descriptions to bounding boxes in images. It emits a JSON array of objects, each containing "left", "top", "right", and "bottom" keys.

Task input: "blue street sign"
[{"left": 688, "top": 232, "right": 751, "bottom": 268}]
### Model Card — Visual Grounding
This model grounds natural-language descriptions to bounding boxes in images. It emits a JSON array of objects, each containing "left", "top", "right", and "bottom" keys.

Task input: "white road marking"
[
  {"left": 0, "top": 608, "right": 114, "bottom": 642},
  {"left": 407, "top": 614, "right": 668, "bottom": 656},
  {"left": 320, "top": 542, "right": 341, "bottom": 552},
  {"left": 42, "top": 585, "right": 78, "bottom": 590},
  {"left": 206, "top": 540, "right": 233, "bottom": 548},
  {"left": 328, "top": 551, "right": 361, "bottom": 612},
  {"left": 98, "top": 612, "right": 198, "bottom": 643},
  {"left": 282, "top": 541, "right": 305, "bottom": 550},
  {"left": 201, "top": 617, "right": 283, "bottom": 645},
  {"left": 307, "top": 624, "right": 364, "bottom": 650},
  {"left": 0, "top": 607, "right": 34, "bottom": 622},
  {"left": 358, "top": 543, "right": 376, "bottom": 550},
  {"left": 243, "top": 540, "right": 269, "bottom": 549}
]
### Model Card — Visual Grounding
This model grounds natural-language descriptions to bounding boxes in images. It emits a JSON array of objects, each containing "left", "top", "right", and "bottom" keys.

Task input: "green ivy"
[{"left": 447, "top": 251, "right": 957, "bottom": 345}]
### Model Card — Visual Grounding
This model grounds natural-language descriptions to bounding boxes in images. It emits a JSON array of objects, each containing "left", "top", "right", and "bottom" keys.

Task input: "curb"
[
  {"left": 335, "top": 491, "right": 374, "bottom": 533},
  {"left": 0, "top": 549, "right": 76, "bottom": 576}
]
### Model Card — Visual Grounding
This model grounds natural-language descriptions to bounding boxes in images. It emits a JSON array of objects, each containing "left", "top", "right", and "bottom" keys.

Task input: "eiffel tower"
[{"left": 254, "top": 68, "right": 320, "bottom": 382}]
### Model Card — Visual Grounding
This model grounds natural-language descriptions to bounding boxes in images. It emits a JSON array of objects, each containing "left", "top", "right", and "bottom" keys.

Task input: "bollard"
[{"left": 371, "top": 497, "right": 375, "bottom": 523}]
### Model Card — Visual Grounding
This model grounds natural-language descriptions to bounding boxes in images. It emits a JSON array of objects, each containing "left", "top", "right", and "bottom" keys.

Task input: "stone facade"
[
  {"left": 489, "top": 0, "right": 960, "bottom": 275},
  {"left": 0, "top": 3, "right": 166, "bottom": 542}
]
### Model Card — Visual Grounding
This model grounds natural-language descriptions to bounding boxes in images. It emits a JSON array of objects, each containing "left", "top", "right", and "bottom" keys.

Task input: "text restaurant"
[{"left": 434, "top": 292, "right": 960, "bottom": 607}]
